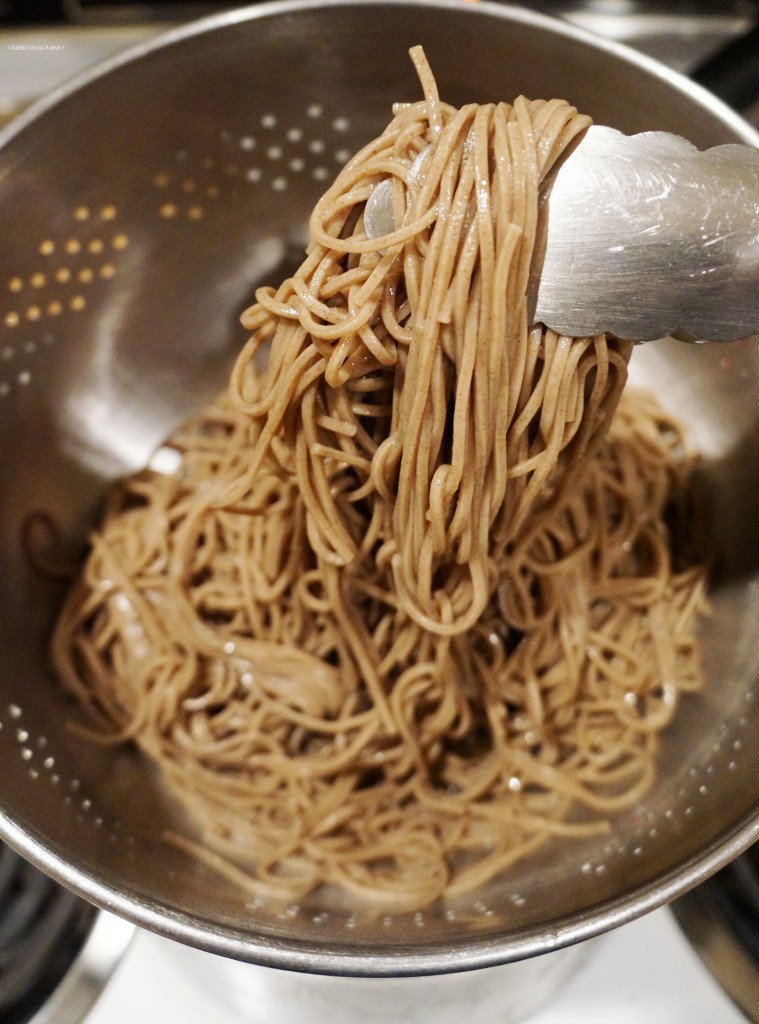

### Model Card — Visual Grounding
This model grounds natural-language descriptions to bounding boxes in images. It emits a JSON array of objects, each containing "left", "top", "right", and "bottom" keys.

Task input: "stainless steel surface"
[
  {"left": 30, "top": 911, "right": 136, "bottom": 1024},
  {"left": 532, "top": 125, "right": 759, "bottom": 341},
  {"left": 83, "top": 907, "right": 750, "bottom": 1024},
  {"left": 155, "top": 936, "right": 596, "bottom": 1024},
  {"left": 0, "top": 25, "right": 168, "bottom": 117},
  {"left": 563, "top": 1, "right": 756, "bottom": 75},
  {"left": 0, "top": 0, "right": 758, "bottom": 982}
]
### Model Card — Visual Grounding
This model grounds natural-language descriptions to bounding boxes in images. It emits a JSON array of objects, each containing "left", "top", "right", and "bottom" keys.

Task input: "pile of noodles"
[{"left": 51, "top": 49, "right": 708, "bottom": 910}]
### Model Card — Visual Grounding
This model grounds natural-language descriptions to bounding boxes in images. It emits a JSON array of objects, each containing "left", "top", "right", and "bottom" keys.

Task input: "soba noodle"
[{"left": 51, "top": 49, "right": 708, "bottom": 910}]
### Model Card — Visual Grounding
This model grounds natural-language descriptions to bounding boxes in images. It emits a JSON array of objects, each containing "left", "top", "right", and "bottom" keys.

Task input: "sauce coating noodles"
[{"left": 51, "top": 50, "right": 708, "bottom": 910}]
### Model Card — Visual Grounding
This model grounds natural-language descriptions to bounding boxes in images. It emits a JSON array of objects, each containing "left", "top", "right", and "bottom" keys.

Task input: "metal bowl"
[{"left": 0, "top": 0, "right": 758, "bottom": 980}]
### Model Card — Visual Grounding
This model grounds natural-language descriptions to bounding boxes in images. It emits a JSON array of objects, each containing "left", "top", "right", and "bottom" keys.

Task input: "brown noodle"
[{"left": 50, "top": 48, "right": 708, "bottom": 910}]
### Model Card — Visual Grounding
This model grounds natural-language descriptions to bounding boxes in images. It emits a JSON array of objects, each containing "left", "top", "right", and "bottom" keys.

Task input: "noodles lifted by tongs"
[{"left": 51, "top": 48, "right": 708, "bottom": 910}]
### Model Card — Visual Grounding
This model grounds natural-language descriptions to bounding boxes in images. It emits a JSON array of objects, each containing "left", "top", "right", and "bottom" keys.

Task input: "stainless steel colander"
[{"left": 1, "top": 0, "right": 759, "bottom": 982}]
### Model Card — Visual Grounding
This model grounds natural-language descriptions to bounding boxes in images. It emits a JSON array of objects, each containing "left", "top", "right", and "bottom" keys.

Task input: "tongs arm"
[
  {"left": 365, "top": 124, "right": 759, "bottom": 344},
  {"left": 530, "top": 125, "right": 759, "bottom": 344}
]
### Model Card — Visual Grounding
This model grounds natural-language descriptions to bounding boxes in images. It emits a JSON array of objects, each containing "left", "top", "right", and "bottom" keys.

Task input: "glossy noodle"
[{"left": 51, "top": 49, "right": 708, "bottom": 910}]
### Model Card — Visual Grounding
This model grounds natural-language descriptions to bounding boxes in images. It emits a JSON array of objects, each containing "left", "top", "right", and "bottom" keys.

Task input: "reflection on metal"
[{"left": 532, "top": 125, "right": 759, "bottom": 342}]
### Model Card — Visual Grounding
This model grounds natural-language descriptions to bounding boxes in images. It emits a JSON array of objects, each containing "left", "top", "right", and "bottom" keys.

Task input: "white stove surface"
[{"left": 86, "top": 907, "right": 747, "bottom": 1023}]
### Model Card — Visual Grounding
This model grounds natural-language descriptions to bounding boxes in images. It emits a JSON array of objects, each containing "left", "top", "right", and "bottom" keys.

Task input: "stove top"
[
  {"left": 1, "top": 5, "right": 759, "bottom": 1023},
  {"left": 0, "top": 841, "right": 95, "bottom": 1023},
  {"left": 77, "top": 905, "right": 748, "bottom": 1024}
]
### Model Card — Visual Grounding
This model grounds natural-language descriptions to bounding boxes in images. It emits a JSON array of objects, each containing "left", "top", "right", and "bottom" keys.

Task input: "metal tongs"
[{"left": 365, "top": 126, "right": 759, "bottom": 344}]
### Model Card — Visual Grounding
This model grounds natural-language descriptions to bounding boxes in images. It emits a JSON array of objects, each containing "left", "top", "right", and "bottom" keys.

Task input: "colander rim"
[{"left": 1, "top": 0, "right": 759, "bottom": 977}]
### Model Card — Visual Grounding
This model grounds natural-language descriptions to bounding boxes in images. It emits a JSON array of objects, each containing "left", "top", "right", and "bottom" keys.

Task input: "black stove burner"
[
  {"left": 0, "top": 841, "right": 96, "bottom": 1024},
  {"left": 673, "top": 843, "right": 759, "bottom": 1023},
  {"left": 712, "top": 846, "right": 759, "bottom": 968},
  {"left": 0, "top": 0, "right": 235, "bottom": 26},
  {"left": 693, "top": 21, "right": 759, "bottom": 112}
]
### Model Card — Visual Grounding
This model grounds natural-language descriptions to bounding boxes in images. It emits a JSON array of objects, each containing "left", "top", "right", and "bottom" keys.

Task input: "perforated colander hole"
[
  {"left": 154, "top": 161, "right": 225, "bottom": 220},
  {"left": 63, "top": 779, "right": 80, "bottom": 805},
  {"left": 171, "top": 106, "right": 356, "bottom": 204},
  {"left": 580, "top": 858, "right": 608, "bottom": 877},
  {"left": 0, "top": 206, "right": 128, "bottom": 397},
  {"left": 276, "top": 904, "right": 300, "bottom": 921},
  {"left": 3, "top": 711, "right": 123, "bottom": 833}
]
